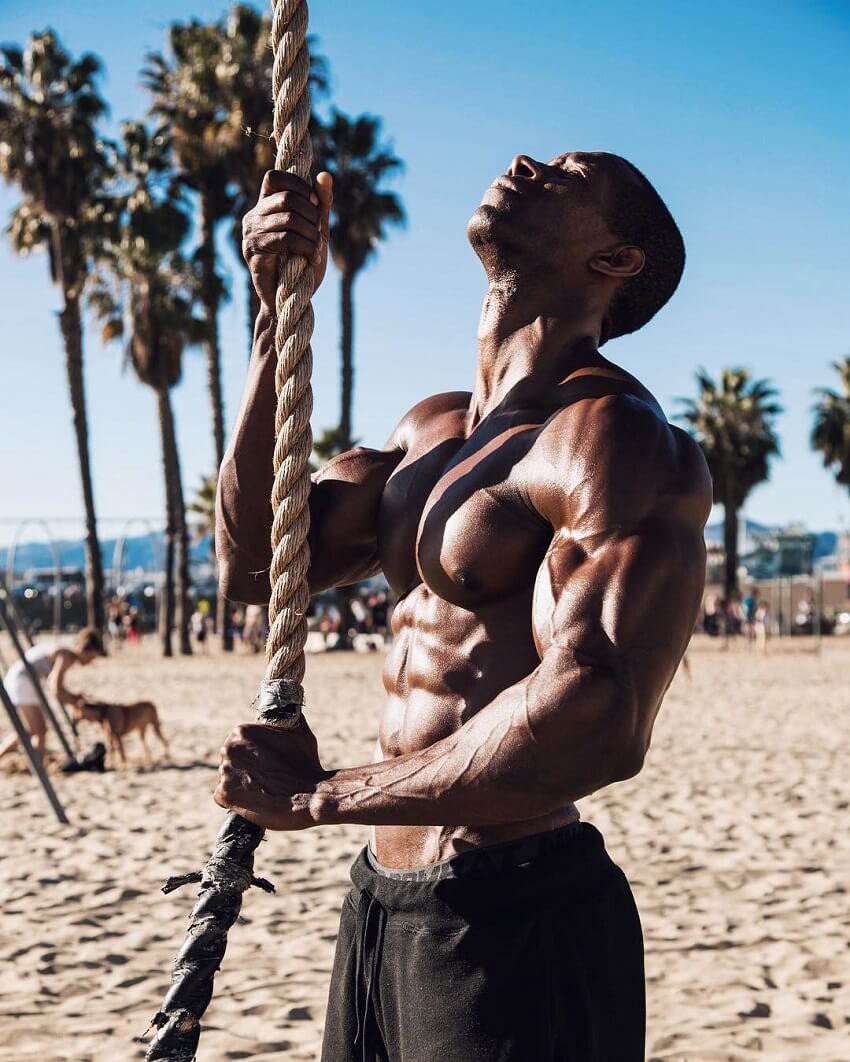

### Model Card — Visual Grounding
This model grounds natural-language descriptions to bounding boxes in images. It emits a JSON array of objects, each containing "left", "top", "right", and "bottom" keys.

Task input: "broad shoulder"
[
  {"left": 387, "top": 391, "right": 471, "bottom": 451},
  {"left": 534, "top": 392, "right": 711, "bottom": 534}
]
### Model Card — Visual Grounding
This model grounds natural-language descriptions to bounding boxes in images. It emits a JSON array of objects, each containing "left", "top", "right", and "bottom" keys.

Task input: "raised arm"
[
  {"left": 216, "top": 168, "right": 405, "bottom": 602},
  {"left": 215, "top": 396, "right": 712, "bottom": 830},
  {"left": 215, "top": 307, "right": 405, "bottom": 602}
]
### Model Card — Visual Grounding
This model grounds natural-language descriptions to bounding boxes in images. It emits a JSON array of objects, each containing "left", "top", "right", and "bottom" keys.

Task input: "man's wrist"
[{"left": 301, "top": 772, "right": 342, "bottom": 827}]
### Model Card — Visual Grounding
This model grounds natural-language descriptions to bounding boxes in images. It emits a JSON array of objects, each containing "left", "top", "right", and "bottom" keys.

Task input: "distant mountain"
[{"left": 0, "top": 532, "right": 213, "bottom": 577}]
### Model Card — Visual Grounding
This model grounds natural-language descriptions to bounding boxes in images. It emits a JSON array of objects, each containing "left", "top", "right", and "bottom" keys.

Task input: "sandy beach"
[{"left": 0, "top": 637, "right": 848, "bottom": 1061}]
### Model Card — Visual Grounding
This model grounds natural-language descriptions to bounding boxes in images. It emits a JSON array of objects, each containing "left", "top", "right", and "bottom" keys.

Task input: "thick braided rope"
[
  {"left": 141, "top": 9, "right": 314, "bottom": 1058},
  {"left": 265, "top": 0, "right": 313, "bottom": 686}
]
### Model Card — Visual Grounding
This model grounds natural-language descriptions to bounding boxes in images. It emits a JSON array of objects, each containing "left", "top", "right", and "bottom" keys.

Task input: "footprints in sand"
[
  {"left": 1, "top": 643, "right": 849, "bottom": 1059},
  {"left": 584, "top": 644, "right": 850, "bottom": 1061}
]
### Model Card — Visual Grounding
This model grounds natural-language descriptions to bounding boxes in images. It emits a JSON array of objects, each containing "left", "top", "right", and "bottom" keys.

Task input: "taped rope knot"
[
  {"left": 201, "top": 854, "right": 255, "bottom": 892},
  {"left": 204, "top": 831, "right": 277, "bottom": 892},
  {"left": 254, "top": 678, "right": 305, "bottom": 727},
  {"left": 162, "top": 844, "right": 277, "bottom": 897}
]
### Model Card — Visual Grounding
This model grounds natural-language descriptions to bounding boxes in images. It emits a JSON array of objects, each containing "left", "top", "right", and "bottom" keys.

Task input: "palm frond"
[
  {"left": 811, "top": 357, "right": 850, "bottom": 489},
  {"left": 677, "top": 366, "right": 782, "bottom": 508}
]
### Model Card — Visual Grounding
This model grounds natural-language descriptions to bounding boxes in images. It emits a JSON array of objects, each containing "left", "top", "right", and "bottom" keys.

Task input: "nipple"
[{"left": 455, "top": 568, "right": 480, "bottom": 591}]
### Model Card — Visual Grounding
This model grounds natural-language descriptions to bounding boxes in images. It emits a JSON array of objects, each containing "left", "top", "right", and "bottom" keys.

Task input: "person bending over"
[
  {"left": 0, "top": 626, "right": 104, "bottom": 762},
  {"left": 215, "top": 151, "right": 711, "bottom": 1061}
]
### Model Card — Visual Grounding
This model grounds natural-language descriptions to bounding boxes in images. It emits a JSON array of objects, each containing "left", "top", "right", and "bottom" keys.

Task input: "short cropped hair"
[
  {"left": 603, "top": 160, "right": 685, "bottom": 342},
  {"left": 75, "top": 626, "right": 105, "bottom": 656}
]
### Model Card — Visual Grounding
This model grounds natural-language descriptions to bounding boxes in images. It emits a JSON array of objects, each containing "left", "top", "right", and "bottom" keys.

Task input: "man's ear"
[{"left": 589, "top": 243, "right": 645, "bottom": 279}]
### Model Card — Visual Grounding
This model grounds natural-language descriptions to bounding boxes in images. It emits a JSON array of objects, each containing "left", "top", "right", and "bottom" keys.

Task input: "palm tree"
[
  {"left": 143, "top": 21, "right": 231, "bottom": 470},
  {"left": 0, "top": 30, "right": 110, "bottom": 630},
  {"left": 188, "top": 473, "right": 218, "bottom": 542},
  {"left": 679, "top": 368, "right": 782, "bottom": 597},
  {"left": 314, "top": 110, "right": 405, "bottom": 452},
  {"left": 91, "top": 123, "right": 204, "bottom": 656},
  {"left": 215, "top": 4, "right": 329, "bottom": 350},
  {"left": 812, "top": 357, "right": 850, "bottom": 494},
  {"left": 143, "top": 22, "right": 233, "bottom": 649},
  {"left": 310, "top": 112, "right": 404, "bottom": 649}
]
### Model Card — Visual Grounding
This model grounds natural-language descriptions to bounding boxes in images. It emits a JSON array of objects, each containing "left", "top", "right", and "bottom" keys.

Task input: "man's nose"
[{"left": 508, "top": 154, "right": 545, "bottom": 181}]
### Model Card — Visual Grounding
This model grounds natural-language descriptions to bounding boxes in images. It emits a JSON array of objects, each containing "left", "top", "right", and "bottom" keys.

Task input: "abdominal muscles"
[{"left": 372, "top": 582, "right": 579, "bottom": 867}]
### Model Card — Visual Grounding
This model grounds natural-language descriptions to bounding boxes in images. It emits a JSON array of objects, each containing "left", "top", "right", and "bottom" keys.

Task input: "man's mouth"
[{"left": 489, "top": 175, "right": 526, "bottom": 195}]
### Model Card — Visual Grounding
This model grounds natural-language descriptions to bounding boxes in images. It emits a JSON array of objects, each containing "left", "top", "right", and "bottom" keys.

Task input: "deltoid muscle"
[{"left": 143, "top": 2, "right": 313, "bottom": 1058}]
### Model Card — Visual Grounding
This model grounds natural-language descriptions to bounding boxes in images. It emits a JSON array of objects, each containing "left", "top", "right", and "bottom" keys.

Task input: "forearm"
[{"left": 311, "top": 655, "right": 643, "bottom": 828}]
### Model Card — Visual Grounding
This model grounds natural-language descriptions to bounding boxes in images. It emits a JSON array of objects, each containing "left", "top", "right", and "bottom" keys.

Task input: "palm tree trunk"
[
  {"left": 332, "top": 268, "right": 358, "bottom": 651},
  {"left": 723, "top": 496, "right": 739, "bottom": 599},
  {"left": 199, "top": 196, "right": 233, "bottom": 652},
  {"left": 158, "top": 388, "right": 193, "bottom": 656},
  {"left": 157, "top": 390, "right": 176, "bottom": 658},
  {"left": 57, "top": 282, "right": 105, "bottom": 632},
  {"left": 338, "top": 267, "right": 355, "bottom": 450},
  {"left": 200, "top": 199, "right": 226, "bottom": 471}
]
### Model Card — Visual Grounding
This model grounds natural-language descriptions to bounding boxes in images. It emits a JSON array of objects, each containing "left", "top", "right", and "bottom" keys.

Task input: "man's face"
[{"left": 467, "top": 151, "right": 620, "bottom": 278}]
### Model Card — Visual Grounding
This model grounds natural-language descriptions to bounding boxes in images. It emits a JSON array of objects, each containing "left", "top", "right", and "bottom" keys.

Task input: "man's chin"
[{"left": 467, "top": 203, "right": 507, "bottom": 248}]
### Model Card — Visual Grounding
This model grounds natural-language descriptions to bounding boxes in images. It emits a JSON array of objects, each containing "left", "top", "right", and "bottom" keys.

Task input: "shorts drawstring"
[{"left": 353, "top": 886, "right": 387, "bottom": 1061}]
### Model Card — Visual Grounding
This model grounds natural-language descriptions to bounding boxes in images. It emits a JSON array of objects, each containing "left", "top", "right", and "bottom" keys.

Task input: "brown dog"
[{"left": 75, "top": 699, "right": 170, "bottom": 767}]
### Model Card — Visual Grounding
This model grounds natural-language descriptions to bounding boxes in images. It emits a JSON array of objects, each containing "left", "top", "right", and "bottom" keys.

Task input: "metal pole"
[
  {"left": 6, "top": 518, "right": 64, "bottom": 634},
  {"left": 0, "top": 595, "right": 78, "bottom": 761},
  {"left": 0, "top": 678, "right": 69, "bottom": 824}
]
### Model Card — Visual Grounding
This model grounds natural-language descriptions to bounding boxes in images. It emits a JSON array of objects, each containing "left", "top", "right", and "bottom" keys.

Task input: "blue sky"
[{"left": 1, "top": 0, "right": 849, "bottom": 549}]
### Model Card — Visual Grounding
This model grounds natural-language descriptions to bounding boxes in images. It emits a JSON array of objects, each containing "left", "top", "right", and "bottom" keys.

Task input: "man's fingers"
[
  {"left": 315, "top": 171, "right": 333, "bottom": 210},
  {"left": 315, "top": 171, "right": 333, "bottom": 237},
  {"left": 258, "top": 168, "right": 311, "bottom": 202},
  {"left": 252, "top": 210, "right": 320, "bottom": 245},
  {"left": 254, "top": 189, "right": 320, "bottom": 225},
  {"left": 243, "top": 230, "right": 319, "bottom": 261}
]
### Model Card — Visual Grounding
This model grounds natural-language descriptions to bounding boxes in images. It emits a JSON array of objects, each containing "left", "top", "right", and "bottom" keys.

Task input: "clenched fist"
[
  {"left": 242, "top": 169, "right": 333, "bottom": 312},
  {"left": 214, "top": 717, "right": 333, "bottom": 831}
]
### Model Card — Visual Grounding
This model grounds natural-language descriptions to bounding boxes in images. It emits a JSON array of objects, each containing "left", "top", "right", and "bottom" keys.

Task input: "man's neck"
[{"left": 469, "top": 276, "right": 608, "bottom": 426}]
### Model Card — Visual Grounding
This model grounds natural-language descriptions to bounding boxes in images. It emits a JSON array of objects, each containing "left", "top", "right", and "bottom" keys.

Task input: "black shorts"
[{"left": 321, "top": 822, "right": 645, "bottom": 1062}]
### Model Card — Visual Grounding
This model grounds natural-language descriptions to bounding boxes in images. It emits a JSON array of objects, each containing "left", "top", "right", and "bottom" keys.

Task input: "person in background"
[
  {"left": 191, "top": 603, "right": 210, "bottom": 653},
  {"left": 125, "top": 608, "right": 141, "bottom": 646},
  {"left": 754, "top": 600, "right": 770, "bottom": 653},
  {"left": 0, "top": 627, "right": 104, "bottom": 763},
  {"left": 231, "top": 605, "right": 246, "bottom": 646},
  {"left": 242, "top": 604, "right": 265, "bottom": 653},
  {"left": 106, "top": 597, "right": 126, "bottom": 649},
  {"left": 742, "top": 589, "right": 756, "bottom": 644}
]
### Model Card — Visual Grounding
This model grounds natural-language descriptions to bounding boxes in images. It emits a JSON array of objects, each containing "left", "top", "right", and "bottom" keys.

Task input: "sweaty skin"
[{"left": 215, "top": 152, "right": 712, "bottom": 869}]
